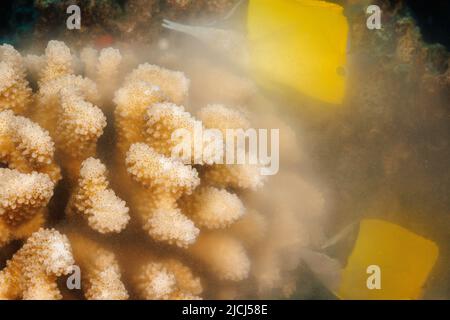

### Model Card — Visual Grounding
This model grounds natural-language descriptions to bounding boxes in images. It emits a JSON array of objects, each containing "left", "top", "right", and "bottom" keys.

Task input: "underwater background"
[{"left": 0, "top": 0, "right": 448, "bottom": 299}]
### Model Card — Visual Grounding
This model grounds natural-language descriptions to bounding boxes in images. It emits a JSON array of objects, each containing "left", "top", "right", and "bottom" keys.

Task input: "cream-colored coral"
[
  {"left": 126, "top": 143, "right": 199, "bottom": 197},
  {"left": 55, "top": 91, "right": 106, "bottom": 166},
  {"left": 31, "top": 41, "right": 105, "bottom": 180},
  {"left": 144, "top": 102, "right": 222, "bottom": 165},
  {"left": 189, "top": 232, "right": 250, "bottom": 281},
  {"left": 0, "top": 40, "right": 321, "bottom": 300},
  {"left": 202, "top": 162, "right": 265, "bottom": 190},
  {"left": 0, "top": 44, "right": 27, "bottom": 77},
  {"left": 39, "top": 40, "right": 74, "bottom": 85},
  {"left": 114, "top": 81, "right": 164, "bottom": 154},
  {"left": 144, "top": 102, "right": 200, "bottom": 158},
  {"left": 136, "top": 262, "right": 176, "bottom": 299},
  {"left": 197, "top": 104, "right": 264, "bottom": 190},
  {"left": 33, "top": 74, "right": 105, "bottom": 180},
  {"left": 0, "top": 228, "right": 74, "bottom": 300},
  {"left": 126, "top": 143, "right": 200, "bottom": 247},
  {"left": 180, "top": 186, "right": 245, "bottom": 229},
  {"left": 24, "top": 54, "right": 45, "bottom": 83},
  {"left": 37, "top": 75, "right": 98, "bottom": 112},
  {"left": 0, "top": 168, "right": 53, "bottom": 226},
  {"left": 0, "top": 168, "right": 53, "bottom": 247},
  {"left": 0, "top": 110, "right": 61, "bottom": 182},
  {"left": 67, "top": 233, "right": 128, "bottom": 300},
  {"left": 198, "top": 104, "right": 250, "bottom": 133},
  {"left": 34, "top": 74, "right": 99, "bottom": 135},
  {"left": 66, "top": 158, "right": 129, "bottom": 234},
  {"left": 135, "top": 259, "right": 202, "bottom": 300},
  {"left": 124, "top": 63, "right": 190, "bottom": 105},
  {"left": 96, "top": 48, "right": 122, "bottom": 102},
  {"left": 144, "top": 204, "right": 199, "bottom": 247},
  {"left": 80, "top": 47, "right": 122, "bottom": 105},
  {"left": 0, "top": 44, "right": 31, "bottom": 113}
]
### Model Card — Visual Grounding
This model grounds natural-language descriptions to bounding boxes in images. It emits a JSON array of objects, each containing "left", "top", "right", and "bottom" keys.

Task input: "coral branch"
[
  {"left": 55, "top": 91, "right": 106, "bottom": 173},
  {"left": 124, "top": 63, "right": 189, "bottom": 105},
  {"left": 66, "top": 158, "right": 129, "bottom": 234},
  {"left": 0, "top": 228, "right": 74, "bottom": 300},
  {"left": 114, "top": 81, "right": 164, "bottom": 154},
  {"left": 126, "top": 143, "right": 200, "bottom": 247},
  {"left": 0, "top": 110, "right": 61, "bottom": 182},
  {"left": 189, "top": 232, "right": 250, "bottom": 281},
  {"left": 202, "top": 162, "right": 265, "bottom": 190},
  {"left": 0, "top": 61, "right": 32, "bottom": 115},
  {"left": 0, "top": 168, "right": 54, "bottom": 226},
  {"left": 144, "top": 102, "right": 200, "bottom": 158},
  {"left": 39, "top": 40, "right": 74, "bottom": 85},
  {"left": 135, "top": 259, "right": 202, "bottom": 300},
  {"left": 68, "top": 233, "right": 129, "bottom": 300},
  {"left": 180, "top": 186, "right": 245, "bottom": 229},
  {"left": 96, "top": 48, "right": 122, "bottom": 103},
  {"left": 198, "top": 104, "right": 250, "bottom": 133},
  {"left": 126, "top": 143, "right": 199, "bottom": 197}
]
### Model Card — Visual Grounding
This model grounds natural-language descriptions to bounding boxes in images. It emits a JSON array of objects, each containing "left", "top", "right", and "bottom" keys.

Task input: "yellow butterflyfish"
[
  {"left": 247, "top": 0, "right": 349, "bottom": 105},
  {"left": 338, "top": 219, "right": 439, "bottom": 299},
  {"left": 301, "top": 219, "right": 439, "bottom": 299},
  {"left": 163, "top": 0, "right": 349, "bottom": 105}
]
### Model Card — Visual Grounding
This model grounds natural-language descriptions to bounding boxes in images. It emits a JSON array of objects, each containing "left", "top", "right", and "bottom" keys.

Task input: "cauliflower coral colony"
[{"left": 0, "top": 40, "right": 323, "bottom": 300}]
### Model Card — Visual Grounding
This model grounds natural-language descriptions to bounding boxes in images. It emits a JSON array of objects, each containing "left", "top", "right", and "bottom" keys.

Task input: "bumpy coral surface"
[{"left": 0, "top": 40, "right": 320, "bottom": 300}]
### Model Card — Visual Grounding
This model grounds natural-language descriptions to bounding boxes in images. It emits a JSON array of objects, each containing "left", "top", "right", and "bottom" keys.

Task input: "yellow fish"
[
  {"left": 338, "top": 219, "right": 439, "bottom": 299},
  {"left": 247, "top": 0, "right": 348, "bottom": 105},
  {"left": 302, "top": 219, "right": 439, "bottom": 299},
  {"left": 163, "top": 0, "right": 349, "bottom": 105}
]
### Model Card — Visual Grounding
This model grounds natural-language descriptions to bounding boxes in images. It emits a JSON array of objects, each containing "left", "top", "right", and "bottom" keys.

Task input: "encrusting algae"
[{"left": 0, "top": 39, "right": 323, "bottom": 299}]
